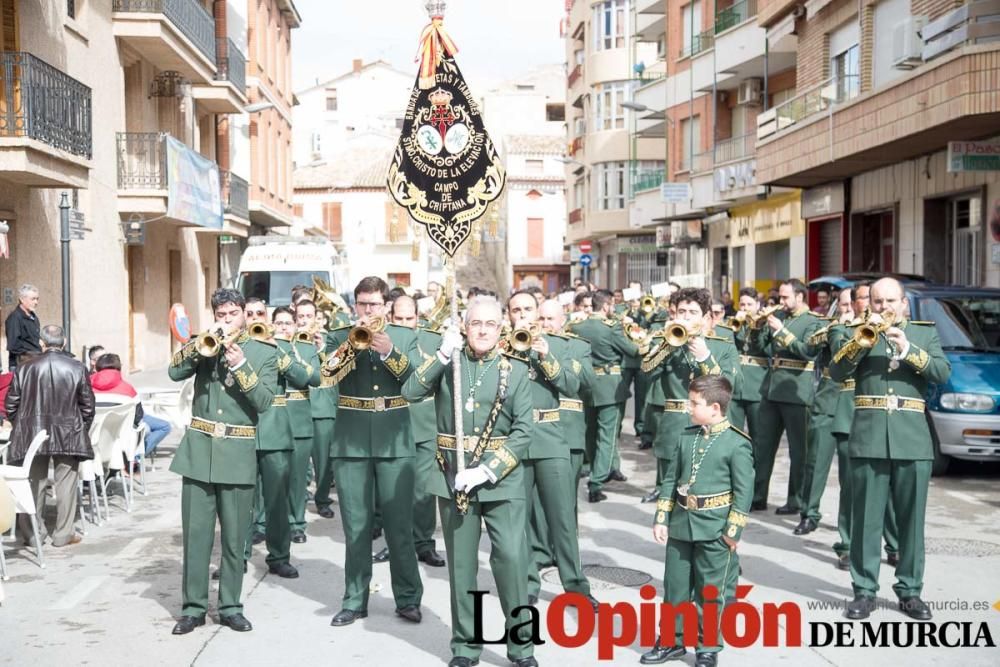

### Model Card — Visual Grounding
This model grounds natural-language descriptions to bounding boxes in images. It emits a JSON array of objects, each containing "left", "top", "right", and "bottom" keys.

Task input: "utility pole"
[{"left": 59, "top": 192, "right": 72, "bottom": 352}]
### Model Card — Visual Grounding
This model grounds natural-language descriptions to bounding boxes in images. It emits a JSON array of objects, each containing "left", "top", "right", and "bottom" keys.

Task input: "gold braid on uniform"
[
  {"left": 807, "top": 326, "right": 830, "bottom": 346},
  {"left": 832, "top": 338, "right": 864, "bottom": 364},
  {"left": 641, "top": 334, "right": 673, "bottom": 373},
  {"left": 171, "top": 339, "right": 200, "bottom": 367},
  {"left": 321, "top": 340, "right": 356, "bottom": 385},
  {"left": 454, "top": 356, "right": 512, "bottom": 515}
]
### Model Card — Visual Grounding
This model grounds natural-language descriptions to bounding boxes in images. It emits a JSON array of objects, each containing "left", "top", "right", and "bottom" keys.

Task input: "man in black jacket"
[
  {"left": 4, "top": 284, "right": 41, "bottom": 372},
  {"left": 5, "top": 324, "right": 95, "bottom": 547}
]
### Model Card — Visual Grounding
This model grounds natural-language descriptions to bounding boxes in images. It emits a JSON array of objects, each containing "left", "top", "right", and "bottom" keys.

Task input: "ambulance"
[{"left": 235, "top": 236, "right": 349, "bottom": 308}]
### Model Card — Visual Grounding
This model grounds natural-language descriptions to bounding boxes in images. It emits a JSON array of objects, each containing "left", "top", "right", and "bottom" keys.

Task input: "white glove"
[
  {"left": 438, "top": 325, "right": 463, "bottom": 360},
  {"left": 454, "top": 465, "right": 493, "bottom": 492}
]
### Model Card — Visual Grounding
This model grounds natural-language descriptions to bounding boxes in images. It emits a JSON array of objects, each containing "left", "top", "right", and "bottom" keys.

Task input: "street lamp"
[{"left": 245, "top": 101, "right": 275, "bottom": 113}]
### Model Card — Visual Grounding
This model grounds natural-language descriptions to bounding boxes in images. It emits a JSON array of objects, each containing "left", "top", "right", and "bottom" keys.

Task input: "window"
[
  {"left": 322, "top": 202, "right": 342, "bottom": 241},
  {"left": 310, "top": 131, "right": 322, "bottom": 156},
  {"left": 682, "top": 1, "right": 702, "bottom": 56},
  {"left": 525, "top": 159, "right": 544, "bottom": 175},
  {"left": 596, "top": 162, "right": 626, "bottom": 210},
  {"left": 829, "top": 20, "right": 860, "bottom": 102},
  {"left": 67, "top": 0, "right": 75, "bottom": 19},
  {"left": 388, "top": 273, "right": 411, "bottom": 287},
  {"left": 593, "top": 0, "right": 627, "bottom": 51},
  {"left": 546, "top": 104, "right": 565, "bottom": 122},
  {"left": 325, "top": 89, "right": 338, "bottom": 111},
  {"left": 527, "top": 218, "right": 545, "bottom": 258},
  {"left": 594, "top": 81, "right": 628, "bottom": 130},
  {"left": 573, "top": 179, "right": 585, "bottom": 210},
  {"left": 679, "top": 116, "right": 700, "bottom": 171}
]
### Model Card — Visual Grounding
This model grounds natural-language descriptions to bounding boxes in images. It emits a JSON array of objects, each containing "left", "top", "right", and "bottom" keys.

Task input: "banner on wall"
[{"left": 165, "top": 136, "right": 223, "bottom": 230}]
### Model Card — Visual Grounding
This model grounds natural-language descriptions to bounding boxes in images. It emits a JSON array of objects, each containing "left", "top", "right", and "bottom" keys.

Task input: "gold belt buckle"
[
  {"left": 686, "top": 494, "right": 698, "bottom": 511},
  {"left": 213, "top": 422, "right": 226, "bottom": 438},
  {"left": 374, "top": 397, "right": 386, "bottom": 412},
  {"left": 886, "top": 395, "right": 899, "bottom": 412}
]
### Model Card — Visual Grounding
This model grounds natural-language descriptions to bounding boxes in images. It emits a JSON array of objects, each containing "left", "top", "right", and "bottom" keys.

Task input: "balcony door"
[{"left": 0, "top": 0, "right": 18, "bottom": 135}]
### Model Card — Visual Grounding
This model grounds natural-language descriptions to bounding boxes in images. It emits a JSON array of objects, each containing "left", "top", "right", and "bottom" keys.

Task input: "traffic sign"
[
  {"left": 579, "top": 253, "right": 593, "bottom": 267},
  {"left": 579, "top": 240, "right": 592, "bottom": 253}
]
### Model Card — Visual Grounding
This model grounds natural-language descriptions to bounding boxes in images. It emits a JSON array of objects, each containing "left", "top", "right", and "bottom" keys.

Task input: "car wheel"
[{"left": 927, "top": 412, "right": 950, "bottom": 477}]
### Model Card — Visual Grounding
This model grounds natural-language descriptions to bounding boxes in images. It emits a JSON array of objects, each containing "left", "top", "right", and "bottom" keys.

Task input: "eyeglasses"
[
  {"left": 356, "top": 301, "right": 384, "bottom": 308},
  {"left": 467, "top": 320, "right": 501, "bottom": 331},
  {"left": 247, "top": 310, "right": 266, "bottom": 317}
]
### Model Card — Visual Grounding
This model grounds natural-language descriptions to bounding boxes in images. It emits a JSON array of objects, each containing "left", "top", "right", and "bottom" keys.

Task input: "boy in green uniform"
[
  {"left": 402, "top": 296, "right": 538, "bottom": 667},
  {"left": 642, "top": 375, "right": 753, "bottom": 667},
  {"left": 169, "top": 289, "right": 278, "bottom": 635}
]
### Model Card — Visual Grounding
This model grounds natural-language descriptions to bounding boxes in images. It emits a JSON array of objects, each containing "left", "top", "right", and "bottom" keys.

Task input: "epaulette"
[
  {"left": 729, "top": 425, "right": 752, "bottom": 442},
  {"left": 418, "top": 326, "right": 442, "bottom": 336},
  {"left": 715, "top": 322, "right": 736, "bottom": 331},
  {"left": 560, "top": 329, "right": 580, "bottom": 338},
  {"left": 703, "top": 333, "right": 730, "bottom": 342},
  {"left": 603, "top": 318, "right": 618, "bottom": 326},
  {"left": 546, "top": 331, "right": 571, "bottom": 340},
  {"left": 254, "top": 338, "right": 278, "bottom": 348},
  {"left": 811, "top": 311, "right": 833, "bottom": 319},
  {"left": 908, "top": 320, "right": 934, "bottom": 325},
  {"left": 330, "top": 324, "right": 352, "bottom": 332}
]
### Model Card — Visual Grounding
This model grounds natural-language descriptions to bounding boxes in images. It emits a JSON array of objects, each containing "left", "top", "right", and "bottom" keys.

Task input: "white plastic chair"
[
  {"left": 0, "top": 430, "right": 50, "bottom": 570},
  {"left": 91, "top": 399, "right": 139, "bottom": 512},
  {"left": 76, "top": 459, "right": 105, "bottom": 527}
]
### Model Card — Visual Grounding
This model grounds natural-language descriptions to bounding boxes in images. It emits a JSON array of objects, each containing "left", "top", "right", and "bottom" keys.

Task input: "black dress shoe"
[
  {"left": 774, "top": 504, "right": 798, "bottom": 515},
  {"left": 371, "top": 527, "right": 383, "bottom": 540},
  {"left": 418, "top": 549, "right": 446, "bottom": 567},
  {"left": 171, "top": 614, "right": 206, "bottom": 635},
  {"left": 330, "top": 609, "right": 368, "bottom": 626},
  {"left": 511, "top": 658, "right": 538, "bottom": 667},
  {"left": 607, "top": 469, "right": 628, "bottom": 482},
  {"left": 695, "top": 652, "right": 718, "bottom": 667},
  {"left": 219, "top": 613, "right": 253, "bottom": 632},
  {"left": 640, "top": 642, "right": 686, "bottom": 664},
  {"left": 638, "top": 440, "right": 653, "bottom": 450},
  {"left": 396, "top": 605, "right": 422, "bottom": 623},
  {"left": 845, "top": 596, "right": 876, "bottom": 620},
  {"left": 268, "top": 562, "right": 299, "bottom": 578},
  {"left": 836, "top": 553, "right": 850, "bottom": 571},
  {"left": 641, "top": 490, "right": 659, "bottom": 503},
  {"left": 447, "top": 658, "right": 478, "bottom": 667},
  {"left": 372, "top": 547, "right": 390, "bottom": 563},
  {"left": 318, "top": 506, "right": 336, "bottom": 519},
  {"left": 886, "top": 552, "right": 899, "bottom": 567},
  {"left": 527, "top": 594, "right": 538, "bottom": 605},
  {"left": 251, "top": 531, "right": 266, "bottom": 545},
  {"left": 588, "top": 490, "right": 607, "bottom": 503},
  {"left": 291, "top": 531, "right": 307, "bottom": 544},
  {"left": 898, "top": 596, "right": 932, "bottom": 620},
  {"left": 793, "top": 518, "right": 818, "bottom": 535},
  {"left": 750, "top": 500, "right": 767, "bottom": 512},
  {"left": 587, "top": 594, "right": 600, "bottom": 612}
]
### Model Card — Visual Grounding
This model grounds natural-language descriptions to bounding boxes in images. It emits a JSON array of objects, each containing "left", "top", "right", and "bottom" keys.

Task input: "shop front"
[{"left": 728, "top": 190, "right": 806, "bottom": 297}]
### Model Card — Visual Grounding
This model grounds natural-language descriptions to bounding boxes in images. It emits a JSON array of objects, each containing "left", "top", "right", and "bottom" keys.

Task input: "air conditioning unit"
[
  {"left": 737, "top": 78, "right": 763, "bottom": 106},
  {"left": 892, "top": 16, "right": 926, "bottom": 70}
]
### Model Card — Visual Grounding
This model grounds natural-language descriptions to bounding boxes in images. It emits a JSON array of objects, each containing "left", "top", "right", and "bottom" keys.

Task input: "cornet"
[
  {"left": 854, "top": 310, "right": 896, "bottom": 349},
  {"left": 195, "top": 327, "right": 240, "bottom": 357},
  {"left": 248, "top": 322, "right": 273, "bottom": 341},
  {"left": 348, "top": 316, "right": 386, "bottom": 350},
  {"left": 640, "top": 295, "right": 657, "bottom": 315},
  {"left": 725, "top": 311, "right": 749, "bottom": 329},
  {"left": 507, "top": 322, "right": 541, "bottom": 353},
  {"left": 750, "top": 305, "right": 781, "bottom": 330},
  {"left": 664, "top": 321, "right": 696, "bottom": 348}
]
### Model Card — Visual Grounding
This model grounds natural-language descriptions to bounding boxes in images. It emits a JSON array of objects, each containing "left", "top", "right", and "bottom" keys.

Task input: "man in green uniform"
[
  {"left": 242, "top": 302, "right": 316, "bottom": 577},
  {"left": 569, "top": 289, "right": 643, "bottom": 503},
  {"left": 169, "top": 288, "right": 278, "bottom": 635},
  {"left": 642, "top": 375, "right": 753, "bottom": 667},
  {"left": 296, "top": 299, "right": 338, "bottom": 521},
  {"left": 639, "top": 303, "right": 670, "bottom": 454},
  {"left": 641, "top": 289, "right": 739, "bottom": 506},
  {"left": 506, "top": 291, "right": 595, "bottom": 609},
  {"left": 752, "top": 279, "right": 825, "bottom": 513},
  {"left": 401, "top": 295, "right": 538, "bottom": 667},
  {"left": 728, "top": 288, "right": 766, "bottom": 445},
  {"left": 323, "top": 276, "right": 424, "bottom": 627},
  {"left": 830, "top": 277, "right": 949, "bottom": 621},
  {"left": 619, "top": 283, "right": 648, "bottom": 463}
]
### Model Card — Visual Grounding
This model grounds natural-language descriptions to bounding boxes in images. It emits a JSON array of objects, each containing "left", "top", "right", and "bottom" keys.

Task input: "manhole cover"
[
  {"left": 925, "top": 538, "right": 1000, "bottom": 557},
  {"left": 542, "top": 564, "right": 652, "bottom": 590}
]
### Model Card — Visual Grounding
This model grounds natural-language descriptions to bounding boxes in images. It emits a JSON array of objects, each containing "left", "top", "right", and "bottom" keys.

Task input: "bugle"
[
  {"left": 248, "top": 322, "right": 273, "bottom": 341},
  {"left": 195, "top": 327, "right": 239, "bottom": 357},
  {"left": 348, "top": 316, "right": 386, "bottom": 350}
]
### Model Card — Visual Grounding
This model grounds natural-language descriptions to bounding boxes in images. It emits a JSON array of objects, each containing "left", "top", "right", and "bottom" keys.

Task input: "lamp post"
[{"left": 59, "top": 192, "right": 72, "bottom": 351}]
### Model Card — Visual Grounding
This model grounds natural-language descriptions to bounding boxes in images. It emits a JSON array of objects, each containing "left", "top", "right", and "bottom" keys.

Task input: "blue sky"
[{"left": 292, "top": 0, "right": 566, "bottom": 92}]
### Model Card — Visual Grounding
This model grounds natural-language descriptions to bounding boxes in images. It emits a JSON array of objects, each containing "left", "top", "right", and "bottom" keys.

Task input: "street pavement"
[{"left": 2, "top": 392, "right": 999, "bottom": 666}]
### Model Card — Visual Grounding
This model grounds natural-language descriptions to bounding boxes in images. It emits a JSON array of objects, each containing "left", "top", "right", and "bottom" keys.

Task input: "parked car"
[{"left": 808, "top": 275, "right": 1000, "bottom": 475}]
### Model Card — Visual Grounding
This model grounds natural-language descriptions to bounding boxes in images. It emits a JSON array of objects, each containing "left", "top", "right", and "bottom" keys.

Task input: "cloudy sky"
[{"left": 292, "top": 0, "right": 566, "bottom": 92}]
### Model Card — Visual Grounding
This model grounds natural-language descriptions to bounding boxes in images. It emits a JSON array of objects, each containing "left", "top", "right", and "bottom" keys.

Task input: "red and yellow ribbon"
[{"left": 416, "top": 16, "right": 459, "bottom": 89}]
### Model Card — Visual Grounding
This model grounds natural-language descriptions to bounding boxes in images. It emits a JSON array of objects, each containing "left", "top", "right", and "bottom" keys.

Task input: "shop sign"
[
  {"left": 661, "top": 182, "right": 691, "bottom": 203},
  {"left": 802, "top": 182, "right": 845, "bottom": 218},
  {"left": 948, "top": 140, "right": 1000, "bottom": 172},
  {"left": 728, "top": 193, "right": 805, "bottom": 247},
  {"left": 714, "top": 160, "right": 756, "bottom": 194}
]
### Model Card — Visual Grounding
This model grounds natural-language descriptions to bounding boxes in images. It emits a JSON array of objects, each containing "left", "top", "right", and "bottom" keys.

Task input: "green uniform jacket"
[
  {"left": 255, "top": 339, "right": 318, "bottom": 450},
  {"left": 621, "top": 308, "right": 642, "bottom": 371},
  {"left": 642, "top": 333, "right": 738, "bottom": 460},
  {"left": 168, "top": 333, "right": 278, "bottom": 485},
  {"left": 408, "top": 328, "right": 442, "bottom": 443},
  {"left": 286, "top": 340, "right": 321, "bottom": 438},
  {"left": 756, "top": 307, "right": 825, "bottom": 406},
  {"left": 567, "top": 314, "right": 640, "bottom": 407},
  {"left": 806, "top": 326, "right": 840, "bottom": 418},
  {"left": 557, "top": 333, "right": 592, "bottom": 452},
  {"left": 714, "top": 323, "right": 742, "bottom": 398},
  {"left": 733, "top": 323, "right": 769, "bottom": 402},
  {"left": 655, "top": 420, "right": 753, "bottom": 542},
  {"left": 643, "top": 316, "right": 669, "bottom": 409},
  {"left": 401, "top": 347, "right": 534, "bottom": 502},
  {"left": 829, "top": 320, "right": 950, "bottom": 460},
  {"left": 324, "top": 323, "right": 418, "bottom": 458}
]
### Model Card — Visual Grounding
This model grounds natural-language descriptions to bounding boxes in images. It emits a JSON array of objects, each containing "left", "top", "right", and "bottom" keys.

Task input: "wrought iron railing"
[
  {"left": 632, "top": 168, "right": 664, "bottom": 193},
  {"left": 681, "top": 29, "right": 714, "bottom": 58},
  {"left": 116, "top": 132, "right": 166, "bottom": 189},
  {"left": 113, "top": 0, "right": 217, "bottom": 66},
  {"left": 0, "top": 51, "right": 92, "bottom": 158},
  {"left": 713, "top": 133, "right": 755, "bottom": 164},
  {"left": 715, "top": 0, "right": 757, "bottom": 34},
  {"left": 216, "top": 37, "right": 246, "bottom": 92},
  {"left": 221, "top": 170, "right": 249, "bottom": 219}
]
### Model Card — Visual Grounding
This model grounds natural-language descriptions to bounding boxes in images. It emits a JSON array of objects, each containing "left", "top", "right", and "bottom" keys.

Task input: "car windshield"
[
  {"left": 916, "top": 296, "right": 1000, "bottom": 350},
  {"left": 237, "top": 271, "right": 328, "bottom": 307}
]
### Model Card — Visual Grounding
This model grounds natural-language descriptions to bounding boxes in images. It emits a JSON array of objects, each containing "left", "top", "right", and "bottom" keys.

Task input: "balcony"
[
  {"left": 568, "top": 208, "right": 583, "bottom": 224},
  {"left": 569, "top": 136, "right": 585, "bottom": 157},
  {"left": 632, "top": 168, "right": 664, "bottom": 194},
  {"left": 112, "top": 0, "right": 218, "bottom": 84},
  {"left": 116, "top": 131, "right": 225, "bottom": 229},
  {"left": 568, "top": 63, "right": 582, "bottom": 89},
  {"left": 680, "top": 29, "right": 714, "bottom": 59},
  {"left": 221, "top": 169, "right": 249, "bottom": 221},
  {"left": 691, "top": 150, "right": 714, "bottom": 175},
  {"left": 192, "top": 37, "right": 248, "bottom": 113},
  {"left": 757, "top": 75, "right": 859, "bottom": 139},
  {"left": 0, "top": 52, "right": 92, "bottom": 188},
  {"left": 715, "top": 0, "right": 757, "bottom": 34},
  {"left": 714, "top": 133, "right": 755, "bottom": 164}
]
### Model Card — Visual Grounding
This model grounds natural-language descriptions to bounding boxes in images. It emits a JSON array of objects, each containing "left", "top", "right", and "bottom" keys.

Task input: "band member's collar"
[
  {"left": 704, "top": 419, "right": 730, "bottom": 435},
  {"left": 465, "top": 345, "right": 499, "bottom": 362},
  {"left": 791, "top": 305, "right": 809, "bottom": 317}
]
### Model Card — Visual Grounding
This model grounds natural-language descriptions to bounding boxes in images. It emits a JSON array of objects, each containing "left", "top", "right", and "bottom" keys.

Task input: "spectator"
[
  {"left": 90, "top": 352, "right": 172, "bottom": 464},
  {"left": 721, "top": 290, "right": 736, "bottom": 317},
  {"left": 5, "top": 325, "right": 95, "bottom": 548},
  {"left": 4, "top": 284, "right": 41, "bottom": 373},
  {"left": 710, "top": 300, "right": 727, "bottom": 328},
  {"left": 87, "top": 345, "right": 105, "bottom": 374},
  {"left": 815, "top": 288, "right": 831, "bottom": 314}
]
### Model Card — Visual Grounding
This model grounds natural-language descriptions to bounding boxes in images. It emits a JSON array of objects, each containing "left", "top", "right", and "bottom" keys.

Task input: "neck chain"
[
  {"left": 685, "top": 426, "right": 725, "bottom": 488},
  {"left": 465, "top": 354, "right": 498, "bottom": 413}
]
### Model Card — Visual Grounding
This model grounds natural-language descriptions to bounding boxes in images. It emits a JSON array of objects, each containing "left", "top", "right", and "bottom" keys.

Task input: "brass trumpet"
[
  {"left": 348, "top": 316, "right": 386, "bottom": 350},
  {"left": 195, "top": 327, "right": 240, "bottom": 357},
  {"left": 248, "top": 322, "right": 273, "bottom": 341},
  {"left": 664, "top": 321, "right": 694, "bottom": 347},
  {"left": 750, "top": 305, "right": 781, "bottom": 330},
  {"left": 508, "top": 323, "right": 541, "bottom": 353},
  {"left": 640, "top": 295, "right": 657, "bottom": 315},
  {"left": 725, "top": 311, "right": 750, "bottom": 329},
  {"left": 854, "top": 310, "right": 896, "bottom": 349}
]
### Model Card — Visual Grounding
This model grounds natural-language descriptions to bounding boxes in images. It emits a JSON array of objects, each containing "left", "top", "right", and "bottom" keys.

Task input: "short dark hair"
[
  {"left": 246, "top": 297, "right": 266, "bottom": 309},
  {"left": 291, "top": 287, "right": 312, "bottom": 304},
  {"left": 507, "top": 289, "right": 535, "bottom": 307},
  {"left": 211, "top": 288, "right": 246, "bottom": 311},
  {"left": 271, "top": 306, "right": 295, "bottom": 322},
  {"left": 673, "top": 287, "right": 711, "bottom": 315},
  {"left": 690, "top": 375, "right": 732, "bottom": 414},
  {"left": 95, "top": 353, "right": 122, "bottom": 372},
  {"left": 387, "top": 286, "right": 407, "bottom": 302},
  {"left": 354, "top": 276, "right": 389, "bottom": 301},
  {"left": 668, "top": 282, "right": 681, "bottom": 291},
  {"left": 88, "top": 345, "right": 105, "bottom": 360},
  {"left": 524, "top": 285, "right": 544, "bottom": 296},
  {"left": 815, "top": 287, "right": 829, "bottom": 295},
  {"left": 781, "top": 278, "right": 808, "bottom": 299},
  {"left": 592, "top": 289, "right": 614, "bottom": 311},
  {"left": 295, "top": 299, "right": 317, "bottom": 315},
  {"left": 573, "top": 291, "right": 592, "bottom": 307},
  {"left": 738, "top": 287, "right": 757, "bottom": 300}
]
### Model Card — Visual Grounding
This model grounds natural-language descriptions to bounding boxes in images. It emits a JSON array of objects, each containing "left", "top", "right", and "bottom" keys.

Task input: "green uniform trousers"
[
  {"left": 832, "top": 436, "right": 899, "bottom": 558},
  {"left": 727, "top": 399, "right": 761, "bottom": 444},
  {"left": 586, "top": 405, "right": 621, "bottom": 493},
  {"left": 620, "top": 367, "right": 648, "bottom": 435},
  {"left": 180, "top": 478, "right": 255, "bottom": 617},
  {"left": 288, "top": 435, "right": 312, "bottom": 532},
  {"left": 523, "top": 458, "right": 590, "bottom": 599},
  {"left": 849, "top": 458, "right": 923, "bottom": 598},
  {"left": 801, "top": 413, "right": 836, "bottom": 522},
  {"left": 413, "top": 439, "right": 438, "bottom": 555},
  {"left": 664, "top": 537, "right": 738, "bottom": 653},
  {"left": 312, "top": 418, "right": 336, "bottom": 511},
  {"left": 333, "top": 457, "right": 423, "bottom": 611},
  {"left": 531, "top": 448, "right": 587, "bottom": 564},
  {"left": 640, "top": 400, "right": 658, "bottom": 446},
  {"left": 245, "top": 449, "right": 291, "bottom": 565},
  {"left": 754, "top": 398, "right": 809, "bottom": 509},
  {"left": 439, "top": 497, "right": 534, "bottom": 662}
]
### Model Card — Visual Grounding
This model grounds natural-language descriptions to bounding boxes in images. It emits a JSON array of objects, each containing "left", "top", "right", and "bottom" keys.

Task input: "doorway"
[
  {"left": 923, "top": 192, "right": 983, "bottom": 285},
  {"left": 850, "top": 210, "right": 894, "bottom": 272}
]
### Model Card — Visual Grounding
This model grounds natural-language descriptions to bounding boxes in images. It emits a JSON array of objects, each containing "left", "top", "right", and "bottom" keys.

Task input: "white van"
[{"left": 235, "top": 236, "right": 349, "bottom": 308}]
